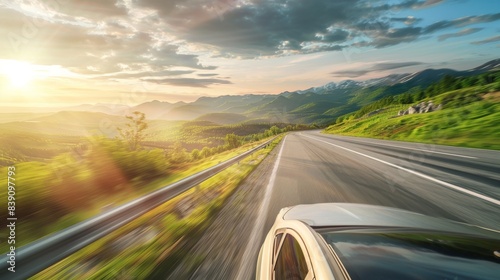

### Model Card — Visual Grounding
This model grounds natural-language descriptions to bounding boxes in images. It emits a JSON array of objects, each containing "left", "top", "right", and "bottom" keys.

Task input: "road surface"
[{"left": 166, "top": 131, "right": 500, "bottom": 280}]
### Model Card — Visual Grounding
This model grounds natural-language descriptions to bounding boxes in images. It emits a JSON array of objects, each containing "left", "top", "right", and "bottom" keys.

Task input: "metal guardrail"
[{"left": 0, "top": 137, "right": 277, "bottom": 279}]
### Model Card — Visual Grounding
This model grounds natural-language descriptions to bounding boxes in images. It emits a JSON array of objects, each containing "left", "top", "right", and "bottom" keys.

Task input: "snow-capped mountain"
[{"left": 289, "top": 58, "right": 499, "bottom": 97}]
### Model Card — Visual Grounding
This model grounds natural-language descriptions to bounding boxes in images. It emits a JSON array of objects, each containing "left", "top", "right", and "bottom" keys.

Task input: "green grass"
[
  {"left": 324, "top": 91, "right": 500, "bottom": 150},
  {"left": 32, "top": 136, "right": 283, "bottom": 279}
]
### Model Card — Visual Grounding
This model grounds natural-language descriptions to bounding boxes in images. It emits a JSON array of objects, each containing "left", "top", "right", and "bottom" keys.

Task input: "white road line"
[
  {"left": 326, "top": 136, "right": 477, "bottom": 159},
  {"left": 303, "top": 134, "right": 500, "bottom": 206},
  {"left": 235, "top": 136, "right": 287, "bottom": 279}
]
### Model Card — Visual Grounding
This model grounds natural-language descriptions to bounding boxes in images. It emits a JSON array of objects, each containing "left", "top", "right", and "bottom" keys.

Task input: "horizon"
[
  {"left": 0, "top": 57, "right": 497, "bottom": 110},
  {"left": 1, "top": 0, "right": 499, "bottom": 107}
]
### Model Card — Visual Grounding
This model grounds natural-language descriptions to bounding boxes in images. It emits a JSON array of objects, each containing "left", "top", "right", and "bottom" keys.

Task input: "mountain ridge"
[{"left": 7, "top": 59, "right": 500, "bottom": 125}]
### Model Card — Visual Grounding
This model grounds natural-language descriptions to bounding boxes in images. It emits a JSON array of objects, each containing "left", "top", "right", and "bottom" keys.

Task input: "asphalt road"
[
  {"left": 167, "top": 131, "right": 500, "bottom": 279},
  {"left": 264, "top": 131, "right": 500, "bottom": 231}
]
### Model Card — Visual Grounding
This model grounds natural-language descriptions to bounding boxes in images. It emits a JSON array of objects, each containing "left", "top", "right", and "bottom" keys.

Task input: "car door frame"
[{"left": 271, "top": 228, "right": 315, "bottom": 280}]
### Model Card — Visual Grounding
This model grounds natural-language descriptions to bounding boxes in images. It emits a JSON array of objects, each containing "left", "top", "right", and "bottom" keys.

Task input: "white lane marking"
[
  {"left": 235, "top": 136, "right": 287, "bottom": 279},
  {"left": 325, "top": 136, "right": 477, "bottom": 159},
  {"left": 303, "top": 134, "right": 500, "bottom": 206}
]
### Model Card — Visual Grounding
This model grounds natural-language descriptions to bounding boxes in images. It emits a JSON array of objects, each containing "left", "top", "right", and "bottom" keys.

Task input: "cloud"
[
  {"left": 320, "top": 29, "right": 350, "bottom": 43},
  {"left": 34, "top": 0, "right": 128, "bottom": 20},
  {"left": 390, "top": 16, "right": 422, "bottom": 25},
  {"left": 135, "top": 0, "right": 450, "bottom": 57},
  {"left": 374, "top": 61, "right": 424, "bottom": 70},
  {"left": 418, "top": 0, "right": 445, "bottom": 8},
  {"left": 359, "top": 12, "right": 500, "bottom": 48},
  {"left": 438, "top": 28, "right": 483, "bottom": 41},
  {"left": 197, "top": 73, "right": 219, "bottom": 77},
  {"left": 331, "top": 69, "right": 370, "bottom": 78},
  {"left": 97, "top": 70, "right": 195, "bottom": 79},
  {"left": 331, "top": 61, "right": 424, "bottom": 77},
  {"left": 471, "top": 35, "right": 500, "bottom": 45},
  {"left": 0, "top": 7, "right": 217, "bottom": 80},
  {"left": 141, "top": 78, "right": 232, "bottom": 87},
  {"left": 370, "top": 26, "right": 423, "bottom": 48},
  {"left": 424, "top": 13, "right": 500, "bottom": 33},
  {"left": 138, "top": 0, "right": 500, "bottom": 58}
]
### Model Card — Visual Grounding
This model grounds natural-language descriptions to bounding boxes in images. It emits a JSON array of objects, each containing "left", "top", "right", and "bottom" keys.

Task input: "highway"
[{"left": 166, "top": 131, "right": 500, "bottom": 280}]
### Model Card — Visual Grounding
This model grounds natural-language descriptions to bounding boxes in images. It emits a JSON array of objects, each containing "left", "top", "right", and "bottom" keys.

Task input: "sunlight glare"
[{"left": 1, "top": 60, "right": 36, "bottom": 89}]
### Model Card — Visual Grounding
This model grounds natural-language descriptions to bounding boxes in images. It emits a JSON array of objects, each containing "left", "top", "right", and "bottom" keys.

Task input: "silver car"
[{"left": 256, "top": 203, "right": 500, "bottom": 280}]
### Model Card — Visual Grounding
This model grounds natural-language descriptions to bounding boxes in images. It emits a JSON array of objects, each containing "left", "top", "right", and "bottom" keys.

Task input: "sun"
[{"left": 1, "top": 60, "right": 36, "bottom": 89}]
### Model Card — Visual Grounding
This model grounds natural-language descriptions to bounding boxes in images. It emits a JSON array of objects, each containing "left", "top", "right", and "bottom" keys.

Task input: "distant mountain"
[
  {"left": 131, "top": 100, "right": 186, "bottom": 119},
  {"left": 394, "top": 68, "right": 459, "bottom": 88},
  {"left": 467, "top": 58, "right": 500, "bottom": 73},
  {"left": 291, "top": 74, "right": 409, "bottom": 96},
  {"left": 134, "top": 58, "right": 499, "bottom": 124},
  {"left": 165, "top": 104, "right": 215, "bottom": 120}
]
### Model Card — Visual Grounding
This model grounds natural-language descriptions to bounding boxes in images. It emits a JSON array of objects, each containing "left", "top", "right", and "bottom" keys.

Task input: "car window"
[
  {"left": 273, "top": 233, "right": 309, "bottom": 280},
  {"left": 321, "top": 230, "right": 500, "bottom": 280}
]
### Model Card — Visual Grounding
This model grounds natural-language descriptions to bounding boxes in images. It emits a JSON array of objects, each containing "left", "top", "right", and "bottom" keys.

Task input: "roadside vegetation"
[
  {"left": 33, "top": 136, "right": 284, "bottom": 279},
  {"left": 0, "top": 109, "right": 310, "bottom": 254},
  {"left": 326, "top": 71, "right": 500, "bottom": 150}
]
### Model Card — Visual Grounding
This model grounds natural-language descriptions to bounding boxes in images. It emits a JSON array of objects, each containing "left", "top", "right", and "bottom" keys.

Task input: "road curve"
[{"left": 166, "top": 131, "right": 500, "bottom": 280}]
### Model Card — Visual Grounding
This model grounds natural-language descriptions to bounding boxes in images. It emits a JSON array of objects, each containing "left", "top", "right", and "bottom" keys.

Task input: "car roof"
[{"left": 282, "top": 203, "right": 500, "bottom": 238}]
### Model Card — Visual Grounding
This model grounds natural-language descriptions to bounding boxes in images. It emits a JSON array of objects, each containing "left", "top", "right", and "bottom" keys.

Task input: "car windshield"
[{"left": 320, "top": 229, "right": 500, "bottom": 280}]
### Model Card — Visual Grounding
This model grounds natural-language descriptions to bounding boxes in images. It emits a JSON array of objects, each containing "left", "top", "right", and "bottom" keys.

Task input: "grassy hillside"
[
  {"left": 324, "top": 89, "right": 500, "bottom": 150},
  {"left": 195, "top": 112, "right": 248, "bottom": 125},
  {"left": 0, "top": 112, "right": 53, "bottom": 123}
]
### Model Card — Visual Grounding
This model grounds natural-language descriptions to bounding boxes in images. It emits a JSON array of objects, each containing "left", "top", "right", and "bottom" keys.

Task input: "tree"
[
  {"left": 168, "top": 141, "right": 190, "bottom": 163},
  {"left": 269, "top": 125, "right": 281, "bottom": 135},
  {"left": 191, "top": 149, "right": 200, "bottom": 161},
  {"left": 225, "top": 133, "right": 242, "bottom": 149},
  {"left": 117, "top": 111, "right": 148, "bottom": 151},
  {"left": 200, "top": 147, "right": 212, "bottom": 158},
  {"left": 439, "top": 75, "right": 456, "bottom": 93}
]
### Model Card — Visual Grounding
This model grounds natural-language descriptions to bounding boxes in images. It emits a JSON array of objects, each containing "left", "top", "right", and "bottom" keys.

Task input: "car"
[{"left": 256, "top": 203, "right": 500, "bottom": 280}]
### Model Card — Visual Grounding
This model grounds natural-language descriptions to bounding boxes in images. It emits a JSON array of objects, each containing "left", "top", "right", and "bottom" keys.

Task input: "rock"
[
  {"left": 408, "top": 106, "right": 419, "bottom": 114},
  {"left": 397, "top": 100, "right": 441, "bottom": 116}
]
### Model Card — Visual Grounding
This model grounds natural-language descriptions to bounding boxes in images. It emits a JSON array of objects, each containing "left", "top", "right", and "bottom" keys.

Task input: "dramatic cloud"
[
  {"left": 0, "top": 6, "right": 217, "bottom": 82},
  {"left": 471, "top": 35, "right": 500, "bottom": 45},
  {"left": 331, "top": 61, "right": 423, "bottom": 77},
  {"left": 438, "top": 28, "right": 483, "bottom": 41},
  {"left": 132, "top": 0, "right": 500, "bottom": 57},
  {"left": 133, "top": 0, "right": 453, "bottom": 57},
  {"left": 0, "top": 0, "right": 498, "bottom": 93},
  {"left": 141, "top": 78, "right": 232, "bottom": 88}
]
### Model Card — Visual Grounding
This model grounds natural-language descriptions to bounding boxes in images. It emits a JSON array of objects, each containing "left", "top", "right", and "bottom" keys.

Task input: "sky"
[{"left": 0, "top": 0, "right": 499, "bottom": 107}]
